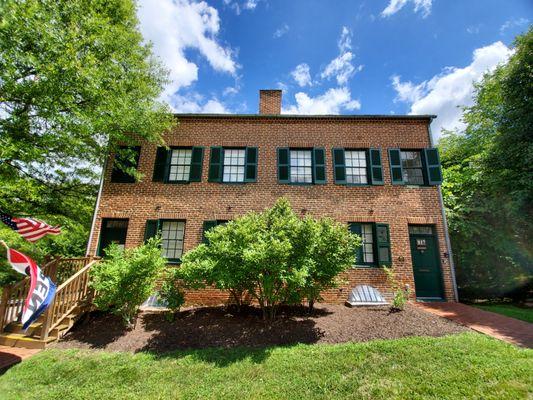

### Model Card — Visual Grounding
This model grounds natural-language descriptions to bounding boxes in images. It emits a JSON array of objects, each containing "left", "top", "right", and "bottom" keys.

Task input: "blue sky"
[{"left": 137, "top": 0, "right": 531, "bottom": 140}]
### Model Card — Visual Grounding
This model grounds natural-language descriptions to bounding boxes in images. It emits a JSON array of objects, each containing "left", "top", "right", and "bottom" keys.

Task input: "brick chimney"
[{"left": 259, "top": 90, "right": 282, "bottom": 115}]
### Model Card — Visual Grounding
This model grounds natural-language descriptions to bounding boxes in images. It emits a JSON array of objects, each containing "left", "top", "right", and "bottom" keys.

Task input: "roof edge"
[{"left": 172, "top": 113, "right": 436, "bottom": 120}]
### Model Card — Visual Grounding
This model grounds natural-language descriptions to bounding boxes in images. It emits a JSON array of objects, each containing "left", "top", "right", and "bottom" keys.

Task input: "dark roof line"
[{"left": 172, "top": 113, "right": 437, "bottom": 120}]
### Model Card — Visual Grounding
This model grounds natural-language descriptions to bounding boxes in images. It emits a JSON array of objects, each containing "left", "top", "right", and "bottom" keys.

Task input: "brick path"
[
  {"left": 418, "top": 302, "right": 533, "bottom": 348},
  {"left": 0, "top": 346, "right": 40, "bottom": 372}
]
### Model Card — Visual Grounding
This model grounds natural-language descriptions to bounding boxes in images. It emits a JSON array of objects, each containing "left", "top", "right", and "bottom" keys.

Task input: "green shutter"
[
  {"left": 202, "top": 220, "right": 218, "bottom": 244},
  {"left": 208, "top": 146, "right": 223, "bottom": 182},
  {"left": 245, "top": 147, "right": 258, "bottom": 183},
  {"left": 313, "top": 147, "right": 326, "bottom": 184},
  {"left": 111, "top": 146, "right": 141, "bottom": 183},
  {"left": 388, "top": 149, "right": 404, "bottom": 185},
  {"left": 144, "top": 220, "right": 159, "bottom": 242},
  {"left": 349, "top": 223, "right": 364, "bottom": 265},
  {"left": 369, "top": 148, "right": 384, "bottom": 185},
  {"left": 277, "top": 148, "right": 290, "bottom": 183},
  {"left": 332, "top": 148, "right": 346, "bottom": 184},
  {"left": 376, "top": 223, "right": 392, "bottom": 266},
  {"left": 152, "top": 147, "right": 169, "bottom": 182},
  {"left": 424, "top": 148, "right": 443, "bottom": 185},
  {"left": 189, "top": 147, "right": 204, "bottom": 182}
]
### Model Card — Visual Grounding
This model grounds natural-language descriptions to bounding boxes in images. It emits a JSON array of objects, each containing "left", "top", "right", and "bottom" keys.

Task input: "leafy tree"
[
  {"left": 440, "top": 28, "right": 533, "bottom": 300},
  {"left": 0, "top": 0, "right": 174, "bottom": 259},
  {"left": 89, "top": 238, "right": 166, "bottom": 326},
  {"left": 179, "top": 198, "right": 358, "bottom": 320},
  {"left": 158, "top": 268, "right": 186, "bottom": 321}
]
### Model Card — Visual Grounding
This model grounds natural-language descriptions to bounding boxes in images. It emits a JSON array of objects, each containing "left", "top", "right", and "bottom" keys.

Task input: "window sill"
[{"left": 351, "top": 264, "right": 380, "bottom": 269}]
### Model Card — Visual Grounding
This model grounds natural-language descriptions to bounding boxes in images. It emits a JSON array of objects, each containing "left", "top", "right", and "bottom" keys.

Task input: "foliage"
[
  {"left": 440, "top": 28, "right": 533, "bottom": 301},
  {"left": 179, "top": 198, "right": 358, "bottom": 320},
  {"left": 0, "top": 333, "right": 531, "bottom": 400},
  {"left": 383, "top": 266, "right": 411, "bottom": 312},
  {"left": 158, "top": 268, "right": 186, "bottom": 320},
  {"left": 0, "top": 0, "right": 174, "bottom": 259},
  {"left": 89, "top": 238, "right": 166, "bottom": 326}
]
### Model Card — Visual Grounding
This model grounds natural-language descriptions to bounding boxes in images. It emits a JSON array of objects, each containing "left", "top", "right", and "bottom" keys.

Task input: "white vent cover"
[{"left": 346, "top": 285, "right": 388, "bottom": 307}]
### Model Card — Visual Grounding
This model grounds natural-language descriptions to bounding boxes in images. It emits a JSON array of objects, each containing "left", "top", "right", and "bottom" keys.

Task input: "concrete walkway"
[
  {"left": 0, "top": 346, "right": 40, "bottom": 372},
  {"left": 418, "top": 302, "right": 533, "bottom": 348}
]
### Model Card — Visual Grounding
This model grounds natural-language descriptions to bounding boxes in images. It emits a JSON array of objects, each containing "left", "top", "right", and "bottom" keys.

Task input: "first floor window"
[
  {"left": 168, "top": 148, "right": 192, "bottom": 182},
  {"left": 98, "top": 219, "right": 128, "bottom": 256},
  {"left": 160, "top": 220, "right": 185, "bottom": 260},
  {"left": 345, "top": 150, "right": 368, "bottom": 184},
  {"left": 290, "top": 149, "right": 313, "bottom": 183},
  {"left": 223, "top": 148, "right": 245, "bottom": 182},
  {"left": 349, "top": 222, "right": 375, "bottom": 265},
  {"left": 401, "top": 150, "right": 425, "bottom": 185}
]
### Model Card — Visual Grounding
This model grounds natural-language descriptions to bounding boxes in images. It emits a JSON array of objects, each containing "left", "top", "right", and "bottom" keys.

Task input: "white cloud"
[
  {"left": 291, "top": 63, "right": 312, "bottom": 87},
  {"left": 223, "top": 86, "right": 239, "bottom": 96},
  {"left": 320, "top": 26, "right": 363, "bottom": 85},
  {"left": 170, "top": 93, "right": 230, "bottom": 113},
  {"left": 391, "top": 41, "right": 512, "bottom": 140},
  {"left": 381, "top": 0, "right": 432, "bottom": 18},
  {"left": 243, "top": 0, "right": 259, "bottom": 10},
  {"left": 466, "top": 24, "right": 481, "bottom": 34},
  {"left": 273, "top": 23, "right": 290, "bottom": 38},
  {"left": 500, "top": 17, "right": 529, "bottom": 34},
  {"left": 224, "top": 0, "right": 262, "bottom": 14},
  {"left": 137, "top": 0, "right": 237, "bottom": 110},
  {"left": 282, "top": 87, "right": 361, "bottom": 114}
]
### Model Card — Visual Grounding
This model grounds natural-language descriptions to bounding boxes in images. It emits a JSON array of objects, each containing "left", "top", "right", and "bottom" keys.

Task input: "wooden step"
[
  {"left": 0, "top": 333, "right": 57, "bottom": 349},
  {"left": 4, "top": 322, "right": 43, "bottom": 335}
]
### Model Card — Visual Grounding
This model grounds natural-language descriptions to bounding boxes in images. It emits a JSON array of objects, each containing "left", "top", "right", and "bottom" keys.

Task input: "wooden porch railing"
[
  {"left": 40, "top": 259, "right": 98, "bottom": 340},
  {"left": 0, "top": 256, "right": 99, "bottom": 338}
]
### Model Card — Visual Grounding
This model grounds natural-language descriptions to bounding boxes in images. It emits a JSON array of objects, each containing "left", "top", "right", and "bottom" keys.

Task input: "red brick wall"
[{"left": 88, "top": 115, "right": 456, "bottom": 305}]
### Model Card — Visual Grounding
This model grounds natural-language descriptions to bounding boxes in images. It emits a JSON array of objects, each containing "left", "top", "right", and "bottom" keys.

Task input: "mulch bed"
[{"left": 51, "top": 303, "right": 469, "bottom": 353}]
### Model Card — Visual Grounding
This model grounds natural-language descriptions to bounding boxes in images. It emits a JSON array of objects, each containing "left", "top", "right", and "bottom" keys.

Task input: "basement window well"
[{"left": 346, "top": 285, "right": 388, "bottom": 307}]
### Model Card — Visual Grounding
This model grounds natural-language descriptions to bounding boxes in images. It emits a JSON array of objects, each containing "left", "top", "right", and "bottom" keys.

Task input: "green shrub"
[
  {"left": 179, "top": 198, "right": 359, "bottom": 320},
  {"left": 158, "top": 268, "right": 186, "bottom": 320},
  {"left": 384, "top": 266, "right": 411, "bottom": 312},
  {"left": 90, "top": 238, "right": 166, "bottom": 326}
]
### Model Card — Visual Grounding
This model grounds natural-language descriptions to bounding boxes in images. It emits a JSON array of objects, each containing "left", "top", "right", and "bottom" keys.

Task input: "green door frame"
[{"left": 409, "top": 225, "right": 445, "bottom": 301}]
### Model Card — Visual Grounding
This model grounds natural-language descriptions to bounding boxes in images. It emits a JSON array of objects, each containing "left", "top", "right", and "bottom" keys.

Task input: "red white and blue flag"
[
  {"left": 4, "top": 245, "right": 56, "bottom": 330},
  {"left": 0, "top": 211, "right": 61, "bottom": 242}
]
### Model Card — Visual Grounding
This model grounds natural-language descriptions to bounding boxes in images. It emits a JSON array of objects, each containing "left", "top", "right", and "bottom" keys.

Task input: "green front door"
[{"left": 409, "top": 226, "right": 444, "bottom": 300}]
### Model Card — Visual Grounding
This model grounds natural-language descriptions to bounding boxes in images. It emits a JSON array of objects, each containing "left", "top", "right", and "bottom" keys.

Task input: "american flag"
[{"left": 0, "top": 211, "right": 61, "bottom": 242}]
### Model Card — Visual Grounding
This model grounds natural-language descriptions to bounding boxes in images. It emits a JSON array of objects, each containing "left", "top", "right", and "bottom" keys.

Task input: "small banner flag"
[
  {"left": 1, "top": 242, "right": 56, "bottom": 330},
  {"left": 0, "top": 210, "right": 61, "bottom": 242}
]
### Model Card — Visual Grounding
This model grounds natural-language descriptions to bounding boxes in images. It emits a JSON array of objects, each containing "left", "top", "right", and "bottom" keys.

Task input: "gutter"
[
  {"left": 172, "top": 113, "right": 437, "bottom": 121},
  {"left": 85, "top": 157, "right": 107, "bottom": 256},
  {"left": 428, "top": 122, "right": 459, "bottom": 302}
]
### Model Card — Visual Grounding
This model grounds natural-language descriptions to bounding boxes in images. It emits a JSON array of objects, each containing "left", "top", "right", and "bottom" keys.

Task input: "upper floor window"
[
  {"left": 208, "top": 147, "right": 258, "bottom": 183},
  {"left": 223, "top": 149, "right": 246, "bottom": 182},
  {"left": 389, "top": 148, "right": 443, "bottom": 186},
  {"left": 278, "top": 147, "right": 326, "bottom": 185},
  {"left": 168, "top": 149, "right": 192, "bottom": 182},
  {"left": 332, "top": 148, "right": 383, "bottom": 185},
  {"left": 345, "top": 150, "right": 368, "bottom": 184},
  {"left": 152, "top": 147, "right": 204, "bottom": 183},
  {"left": 290, "top": 149, "right": 313, "bottom": 183},
  {"left": 111, "top": 146, "right": 140, "bottom": 183},
  {"left": 400, "top": 151, "right": 424, "bottom": 185}
]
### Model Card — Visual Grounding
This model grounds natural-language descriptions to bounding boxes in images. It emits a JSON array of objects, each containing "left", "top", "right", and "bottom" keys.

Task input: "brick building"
[{"left": 87, "top": 90, "right": 458, "bottom": 304}]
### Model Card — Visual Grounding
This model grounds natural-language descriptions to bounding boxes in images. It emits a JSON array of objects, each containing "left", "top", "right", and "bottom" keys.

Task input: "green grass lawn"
[
  {"left": 0, "top": 333, "right": 531, "bottom": 400},
  {"left": 473, "top": 303, "right": 533, "bottom": 324}
]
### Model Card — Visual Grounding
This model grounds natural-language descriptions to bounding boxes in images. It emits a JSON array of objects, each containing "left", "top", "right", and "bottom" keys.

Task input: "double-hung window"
[
  {"left": 400, "top": 151, "right": 425, "bottom": 185},
  {"left": 168, "top": 149, "right": 192, "bottom": 182},
  {"left": 111, "top": 146, "right": 141, "bottom": 183},
  {"left": 223, "top": 149, "right": 246, "bottom": 182},
  {"left": 98, "top": 219, "right": 129, "bottom": 256},
  {"left": 152, "top": 147, "right": 204, "bottom": 183},
  {"left": 202, "top": 220, "right": 228, "bottom": 243},
  {"left": 277, "top": 147, "right": 326, "bottom": 184},
  {"left": 208, "top": 147, "right": 258, "bottom": 183},
  {"left": 144, "top": 219, "right": 186, "bottom": 263},
  {"left": 290, "top": 150, "right": 313, "bottom": 183},
  {"left": 332, "top": 148, "right": 383, "bottom": 185},
  {"left": 388, "top": 148, "right": 443, "bottom": 186},
  {"left": 349, "top": 222, "right": 391, "bottom": 267}
]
